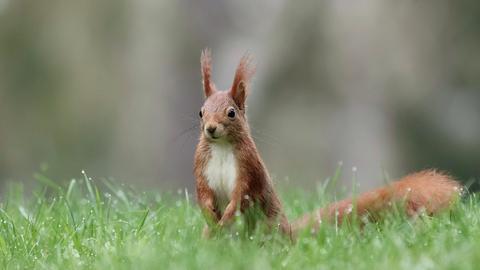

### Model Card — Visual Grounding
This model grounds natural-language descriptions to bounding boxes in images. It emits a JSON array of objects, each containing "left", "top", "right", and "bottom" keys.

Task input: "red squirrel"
[{"left": 193, "top": 49, "right": 461, "bottom": 238}]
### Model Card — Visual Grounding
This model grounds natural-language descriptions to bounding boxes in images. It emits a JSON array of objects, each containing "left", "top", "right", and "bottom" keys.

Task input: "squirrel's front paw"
[
  {"left": 218, "top": 217, "right": 235, "bottom": 228},
  {"left": 202, "top": 225, "right": 212, "bottom": 239}
]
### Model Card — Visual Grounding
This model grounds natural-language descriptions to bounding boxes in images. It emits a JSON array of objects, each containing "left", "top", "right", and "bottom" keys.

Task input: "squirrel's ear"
[
  {"left": 230, "top": 53, "right": 255, "bottom": 110},
  {"left": 200, "top": 49, "right": 216, "bottom": 98}
]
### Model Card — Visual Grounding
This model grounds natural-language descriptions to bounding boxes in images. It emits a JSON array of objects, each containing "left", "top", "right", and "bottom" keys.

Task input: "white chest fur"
[{"left": 204, "top": 143, "right": 237, "bottom": 207}]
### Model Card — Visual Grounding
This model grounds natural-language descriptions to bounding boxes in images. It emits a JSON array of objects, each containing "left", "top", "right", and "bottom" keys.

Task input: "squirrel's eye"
[
  {"left": 227, "top": 108, "right": 236, "bottom": 119},
  {"left": 199, "top": 110, "right": 203, "bottom": 118}
]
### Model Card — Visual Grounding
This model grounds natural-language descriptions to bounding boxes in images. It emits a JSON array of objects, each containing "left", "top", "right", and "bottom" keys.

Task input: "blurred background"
[{"left": 0, "top": 0, "right": 479, "bottom": 193}]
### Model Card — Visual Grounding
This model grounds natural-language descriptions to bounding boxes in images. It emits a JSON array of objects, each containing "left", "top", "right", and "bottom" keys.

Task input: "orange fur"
[
  {"left": 200, "top": 49, "right": 216, "bottom": 97},
  {"left": 194, "top": 50, "right": 462, "bottom": 239},
  {"left": 230, "top": 54, "right": 255, "bottom": 110},
  {"left": 195, "top": 50, "right": 291, "bottom": 238},
  {"left": 292, "top": 170, "right": 461, "bottom": 233}
]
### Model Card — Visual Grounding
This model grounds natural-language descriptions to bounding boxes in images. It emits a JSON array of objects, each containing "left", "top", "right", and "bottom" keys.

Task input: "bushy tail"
[{"left": 292, "top": 170, "right": 462, "bottom": 233}]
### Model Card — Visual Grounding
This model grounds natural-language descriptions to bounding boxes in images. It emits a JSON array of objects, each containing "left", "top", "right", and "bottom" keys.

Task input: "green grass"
[{"left": 0, "top": 172, "right": 479, "bottom": 270}]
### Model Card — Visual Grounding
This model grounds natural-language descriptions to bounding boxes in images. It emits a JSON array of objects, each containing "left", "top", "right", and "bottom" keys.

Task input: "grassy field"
[{"left": 0, "top": 172, "right": 479, "bottom": 270}]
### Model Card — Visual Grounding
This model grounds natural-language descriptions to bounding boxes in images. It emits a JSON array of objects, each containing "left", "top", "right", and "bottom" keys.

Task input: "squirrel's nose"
[{"left": 206, "top": 126, "right": 217, "bottom": 135}]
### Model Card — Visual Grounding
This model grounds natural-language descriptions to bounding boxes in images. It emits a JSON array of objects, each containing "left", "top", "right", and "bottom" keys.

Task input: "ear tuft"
[
  {"left": 230, "top": 53, "right": 256, "bottom": 110},
  {"left": 200, "top": 48, "right": 216, "bottom": 97}
]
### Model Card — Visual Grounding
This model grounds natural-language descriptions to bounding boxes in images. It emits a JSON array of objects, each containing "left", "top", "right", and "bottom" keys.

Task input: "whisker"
[
  {"left": 249, "top": 125, "right": 281, "bottom": 147},
  {"left": 169, "top": 124, "right": 199, "bottom": 146},
  {"left": 165, "top": 125, "right": 200, "bottom": 157},
  {"left": 250, "top": 133, "right": 276, "bottom": 148},
  {"left": 179, "top": 113, "right": 201, "bottom": 126}
]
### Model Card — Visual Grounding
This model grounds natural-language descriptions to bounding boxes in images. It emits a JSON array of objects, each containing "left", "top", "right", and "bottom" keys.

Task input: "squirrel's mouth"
[
  {"left": 209, "top": 135, "right": 220, "bottom": 140},
  {"left": 204, "top": 132, "right": 219, "bottom": 140},
  {"left": 206, "top": 133, "right": 226, "bottom": 141}
]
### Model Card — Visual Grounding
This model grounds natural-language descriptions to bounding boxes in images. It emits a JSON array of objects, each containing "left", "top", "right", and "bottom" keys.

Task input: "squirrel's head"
[{"left": 198, "top": 49, "right": 255, "bottom": 143}]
